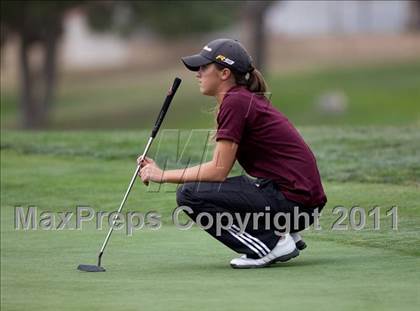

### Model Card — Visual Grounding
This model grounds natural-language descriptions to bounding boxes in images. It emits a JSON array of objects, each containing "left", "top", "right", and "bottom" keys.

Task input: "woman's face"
[{"left": 196, "top": 63, "right": 222, "bottom": 96}]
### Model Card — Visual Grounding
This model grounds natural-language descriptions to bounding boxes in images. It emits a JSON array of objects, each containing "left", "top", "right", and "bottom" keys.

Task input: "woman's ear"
[{"left": 220, "top": 68, "right": 232, "bottom": 81}]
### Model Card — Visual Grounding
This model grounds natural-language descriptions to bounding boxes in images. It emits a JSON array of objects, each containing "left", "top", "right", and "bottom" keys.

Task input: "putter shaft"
[
  {"left": 84, "top": 77, "right": 181, "bottom": 270},
  {"left": 98, "top": 136, "right": 154, "bottom": 265}
]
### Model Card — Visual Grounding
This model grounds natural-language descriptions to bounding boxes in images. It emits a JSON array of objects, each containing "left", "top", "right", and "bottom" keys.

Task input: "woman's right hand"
[{"left": 137, "top": 156, "right": 155, "bottom": 168}]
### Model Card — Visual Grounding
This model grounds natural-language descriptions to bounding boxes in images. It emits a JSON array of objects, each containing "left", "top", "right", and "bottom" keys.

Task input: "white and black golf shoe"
[{"left": 230, "top": 234, "right": 299, "bottom": 269}]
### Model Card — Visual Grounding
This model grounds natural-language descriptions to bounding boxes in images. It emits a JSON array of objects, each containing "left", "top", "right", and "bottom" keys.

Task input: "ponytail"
[{"left": 246, "top": 68, "right": 268, "bottom": 95}]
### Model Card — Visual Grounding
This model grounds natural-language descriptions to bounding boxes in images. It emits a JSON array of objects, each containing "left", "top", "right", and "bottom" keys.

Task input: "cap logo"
[
  {"left": 215, "top": 54, "right": 235, "bottom": 65},
  {"left": 203, "top": 45, "right": 212, "bottom": 52}
]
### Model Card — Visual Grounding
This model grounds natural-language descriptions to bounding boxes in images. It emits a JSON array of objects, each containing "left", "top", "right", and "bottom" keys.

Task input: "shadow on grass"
[{"left": 123, "top": 256, "right": 347, "bottom": 273}]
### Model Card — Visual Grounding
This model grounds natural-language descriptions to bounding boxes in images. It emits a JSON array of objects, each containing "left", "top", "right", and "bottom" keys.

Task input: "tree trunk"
[
  {"left": 41, "top": 33, "right": 59, "bottom": 127},
  {"left": 18, "top": 32, "right": 59, "bottom": 129},
  {"left": 242, "top": 1, "right": 273, "bottom": 74},
  {"left": 252, "top": 5, "right": 266, "bottom": 72},
  {"left": 19, "top": 36, "right": 38, "bottom": 129},
  {"left": 407, "top": 0, "right": 420, "bottom": 31}
]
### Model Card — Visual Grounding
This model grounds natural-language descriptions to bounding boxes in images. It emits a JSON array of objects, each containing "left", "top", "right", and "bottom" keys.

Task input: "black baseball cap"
[{"left": 181, "top": 38, "right": 254, "bottom": 74}]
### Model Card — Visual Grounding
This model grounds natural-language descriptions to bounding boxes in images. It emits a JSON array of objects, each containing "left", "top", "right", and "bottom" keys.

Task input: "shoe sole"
[
  {"left": 296, "top": 240, "right": 307, "bottom": 251},
  {"left": 272, "top": 248, "right": 300, "bottom": 263},
  {"left": 230, "top": 248, "right": 300, "bottom": 269}
]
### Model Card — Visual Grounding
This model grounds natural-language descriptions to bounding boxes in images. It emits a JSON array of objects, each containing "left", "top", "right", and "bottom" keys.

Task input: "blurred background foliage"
[
  {"left": 1, "top": 0, "right": 419, "bottom": 130},
  {"left": 85, "top": 1, "right": 240, "bottom": 37}
]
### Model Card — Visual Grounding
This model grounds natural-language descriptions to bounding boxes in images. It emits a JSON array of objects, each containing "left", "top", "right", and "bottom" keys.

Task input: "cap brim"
[{"left": 181, "top": 54, "right": 212, "bottom": 71}]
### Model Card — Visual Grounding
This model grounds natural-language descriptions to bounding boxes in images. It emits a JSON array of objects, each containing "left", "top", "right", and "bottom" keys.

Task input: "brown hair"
[{"left": 213, "top": 63, "right": 268, "bottom": 95}]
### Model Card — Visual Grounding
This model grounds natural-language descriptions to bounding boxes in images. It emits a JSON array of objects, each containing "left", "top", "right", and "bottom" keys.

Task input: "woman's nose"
[{"left": 196, "top": 71, "right": 201, "bottom": 78}]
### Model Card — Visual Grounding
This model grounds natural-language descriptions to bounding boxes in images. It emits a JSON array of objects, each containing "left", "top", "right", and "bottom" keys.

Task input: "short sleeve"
[{"left": 215, "top": 96, "right": 248, "bottom": 144}]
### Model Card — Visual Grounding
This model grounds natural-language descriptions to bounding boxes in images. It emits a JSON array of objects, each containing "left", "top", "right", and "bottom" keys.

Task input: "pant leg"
[
  {"left": 257, "top": 178, "right": 324, "bottom": 234},
  {"left": 176, "top": 175, "right": 323, "bottom": 258},
  {"left": 175, "top": 175, "right": 282, "bottom": 258}
]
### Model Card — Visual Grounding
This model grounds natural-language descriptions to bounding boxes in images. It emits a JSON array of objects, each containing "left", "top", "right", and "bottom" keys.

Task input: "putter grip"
[{"left": 151, "top": 77, "right": 182, "bottom": 138}]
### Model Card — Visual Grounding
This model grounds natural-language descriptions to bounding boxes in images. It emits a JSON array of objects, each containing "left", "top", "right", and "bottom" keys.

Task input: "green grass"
[
  {"left": 2, "top": 61, "right": 420, "bottom": 129},
  {"left": 268, "top": 61, "right": 420, "bottom": 126},
  {"left": 1, "top": 220, "right": 419, "bottom": 311},
  {"left": 2, "top": 126, "right": 419, "bottom": 185},
  {"left": 1, "top": 127, "right": 420, "bottom": 310}
]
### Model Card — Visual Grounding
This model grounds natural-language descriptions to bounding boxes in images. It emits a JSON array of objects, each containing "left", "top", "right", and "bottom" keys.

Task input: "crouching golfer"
[{"left": 138, "top": 39, "right": 327, "bottom": 269}]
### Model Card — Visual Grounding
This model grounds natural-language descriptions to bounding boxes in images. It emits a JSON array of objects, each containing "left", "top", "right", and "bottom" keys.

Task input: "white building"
[{"left": 266, "top": 0, "right": 410, "bottom": 35}]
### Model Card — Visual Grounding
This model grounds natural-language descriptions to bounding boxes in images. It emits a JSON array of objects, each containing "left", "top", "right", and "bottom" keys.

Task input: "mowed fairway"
[{"left": 1, "top": 128, "right": 420, "bottom": 311}]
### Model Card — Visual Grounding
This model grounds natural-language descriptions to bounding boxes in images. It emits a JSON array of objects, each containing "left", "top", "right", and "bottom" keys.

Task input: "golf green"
[
  {"left": 1, "top": 128, "right": 419, "bottom": 310},
  {"left": 1, "top": 217, "right": 419, "bottom": 311}
]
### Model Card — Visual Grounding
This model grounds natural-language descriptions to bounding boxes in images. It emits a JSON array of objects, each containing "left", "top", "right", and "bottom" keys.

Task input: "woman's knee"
[{"left": 176, "top": 182, "right": 197, "bottom": 206}]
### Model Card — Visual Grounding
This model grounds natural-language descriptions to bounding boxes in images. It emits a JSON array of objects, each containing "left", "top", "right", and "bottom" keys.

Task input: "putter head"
[{"left": 77, "top": 264, "right": 106, "bottom": 272}]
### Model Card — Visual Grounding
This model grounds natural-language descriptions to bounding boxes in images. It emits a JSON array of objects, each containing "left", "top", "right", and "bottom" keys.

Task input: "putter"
[{"left": 77, "top": 77, "right": 182, "bottom": 272}]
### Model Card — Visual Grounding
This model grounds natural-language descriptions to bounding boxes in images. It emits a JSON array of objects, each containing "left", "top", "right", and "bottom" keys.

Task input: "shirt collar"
[{"left": 223, "top": 84, "right": 244, "bottom": 100}]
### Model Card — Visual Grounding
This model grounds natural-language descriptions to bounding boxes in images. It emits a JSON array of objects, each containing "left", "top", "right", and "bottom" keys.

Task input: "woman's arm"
[
  {"left": 138, "top": 139, "right": 237, "bottom": 184},
  {"left": 164, "top": 139, "right": 237, "bottom": 183}
]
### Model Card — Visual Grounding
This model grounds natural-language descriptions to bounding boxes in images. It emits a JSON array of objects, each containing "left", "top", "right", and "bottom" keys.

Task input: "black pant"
[{"left": 176, "top": 175, "right": 323, "bottom": 259}]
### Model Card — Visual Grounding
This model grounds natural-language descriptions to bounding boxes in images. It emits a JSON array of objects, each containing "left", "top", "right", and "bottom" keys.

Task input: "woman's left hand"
[{"left": 138, "top": 160, "right": 164, "bottom": 184}]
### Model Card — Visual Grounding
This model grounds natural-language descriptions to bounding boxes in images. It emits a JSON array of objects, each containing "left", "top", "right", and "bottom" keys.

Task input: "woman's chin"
[
  {"left": 199, "top": 86, "right": 207, "bottom": 95},
  {"left": 199, "top": 87, "right": 213, "bottom": 96}
]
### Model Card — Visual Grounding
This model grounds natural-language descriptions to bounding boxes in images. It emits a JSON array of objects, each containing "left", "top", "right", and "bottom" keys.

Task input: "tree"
[
  {"left": 407, "top": 0, "right": 420, "bottom": 31},
  {"left": 1, "top": 1, "right": 83, "bottom": 129},
  {"left": 241, "top": 1, "right": 275, "bottom": 73},
  {"left": 2, "top": 0, "right": 240, "bottom": 129},
  {"left": 2, "top": 1, "right": 271, "bottom": 129},
  {"left": 84, "top": 1, "right": 238, "bottom": 39}
]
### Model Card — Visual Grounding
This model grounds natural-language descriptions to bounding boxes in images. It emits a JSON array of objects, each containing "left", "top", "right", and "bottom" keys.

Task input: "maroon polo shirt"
[{"left": 215, "top": 85, "right": 327, "bottom": 208}]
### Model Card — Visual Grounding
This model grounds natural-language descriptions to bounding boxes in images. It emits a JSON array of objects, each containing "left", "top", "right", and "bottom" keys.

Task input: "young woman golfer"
[{"left": 138, "top": 38, "right": 327, "bottom": 269}]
